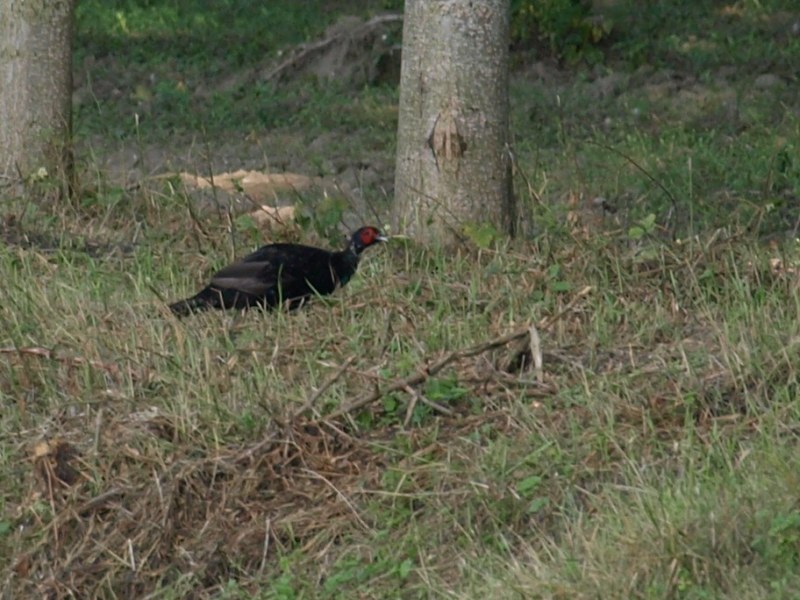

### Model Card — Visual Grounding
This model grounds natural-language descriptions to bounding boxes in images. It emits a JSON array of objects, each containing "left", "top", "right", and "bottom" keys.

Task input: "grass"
[
  {"left": 2, "top": 0, "right": 800, "bottom": 598},
  {"left": 4, "top": 199, "right": 800, "bottom": 598},
  {"left": 73, "top": 0, "right": 400, "bottom": 141}
]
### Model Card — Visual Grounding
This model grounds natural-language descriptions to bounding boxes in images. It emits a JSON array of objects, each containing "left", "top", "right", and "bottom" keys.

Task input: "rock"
[
  {"left": 754, "top": 73, "right": 783, "bottom": 89},
  {"left": 247, "top": 205, "right": 296, "bottom": 230}
]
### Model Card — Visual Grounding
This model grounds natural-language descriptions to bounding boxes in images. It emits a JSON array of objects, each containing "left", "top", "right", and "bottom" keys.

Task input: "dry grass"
[{"left": 2, "top": 194, "right": 800, "bottom": 598}]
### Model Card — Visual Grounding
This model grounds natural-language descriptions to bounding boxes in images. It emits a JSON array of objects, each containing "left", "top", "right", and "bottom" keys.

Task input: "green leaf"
[
  {"left": 630, "top": 213, "right": 657, "bottom": 240},
  {"left": 464, "top": 222, "right": 500, "bottom": 249},
  {"left": 425, "top": 376, "right": 469, "bottom": 402},
  {"left": 550, "top": 280, "right": 571, "bottom": 293},
  {"left": 628, "top": 225, "right": 645, "bottom": 240},
  {"left": 547, "top": 264, "right": 562, "bottom": 278},
  {"left": 527, "top": 497, "right": 550, "bottom": 513},
  {"left": 517, "top": 475, "right": 542, "bottom": 496},
  {"left": 398, "top": 558, "right": 414, "bottom": 579}
]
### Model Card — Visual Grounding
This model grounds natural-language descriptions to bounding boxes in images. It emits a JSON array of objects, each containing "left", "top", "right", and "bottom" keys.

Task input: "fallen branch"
[
  {"left": 324, "top": 285, "right": 592, "bottom": 420},
  {"left": 326, "top": 328, "right": 532, "bottom": 420},
  {"left": 294, "top": 356, "right": 356, "bottom": 419},
  {"left": 264, "top": 14, "right": 403, "bottom": 83},
  {"left": 403, "top": 384, "right": 454, "bottom": 427},
  {"left": 205, "top": 14, "right": 404, "bottom": 97}
]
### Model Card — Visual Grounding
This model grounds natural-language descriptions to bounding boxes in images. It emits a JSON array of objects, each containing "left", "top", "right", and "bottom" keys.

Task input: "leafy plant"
[
  {"left": 511, "top": 0, "right": 612, "bottom": 62},
  {"left": 464, "top": 222, "right": 501, "bottom": 249},
  {"left": 425, "top": 376, "right": 469, "bottom": 404},
  {"left": 754, "top": 510, "right": 800, "bottom": 569},
  {"left": 628, "top": 213, "right": 657, "bottom": 240}
]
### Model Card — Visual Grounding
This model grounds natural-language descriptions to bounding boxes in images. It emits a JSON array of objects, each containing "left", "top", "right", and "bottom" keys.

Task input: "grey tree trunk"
[
  {"left": 0, "top": 0, "right": 74, "bottom": 196},
  {"left": 393, "top": 0, "right": 513, "bottom": 245}
]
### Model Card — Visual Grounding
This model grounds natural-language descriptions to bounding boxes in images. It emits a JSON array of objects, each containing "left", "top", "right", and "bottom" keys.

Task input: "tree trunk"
[
  {"left": 0, "top": 0, "right": 74, "bottom": 197},
  {"left": 393, "top": 0, "right": 513, "bottom": 245}
]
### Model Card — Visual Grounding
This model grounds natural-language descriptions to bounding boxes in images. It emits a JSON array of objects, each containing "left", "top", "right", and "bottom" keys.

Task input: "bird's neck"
[{"left": 332, "top": 247, "right": 360, "bottom": 284}]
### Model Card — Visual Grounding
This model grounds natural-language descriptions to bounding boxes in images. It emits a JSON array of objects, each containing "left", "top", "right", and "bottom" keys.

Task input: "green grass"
[
  {"left": 4, "top": 196, "right": 800, "bottom": 598},
  {"left": 606, "top": 0, "right": 800, "bottom": 73},
  {"left": 73, "top": 0, "right": 400, "bottom": 141},
  {"left": 2, "top": 0, "right": 800, "bottom": 597}
]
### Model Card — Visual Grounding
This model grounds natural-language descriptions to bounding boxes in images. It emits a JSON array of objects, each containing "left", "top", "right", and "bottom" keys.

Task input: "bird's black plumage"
[{"left": 169, "top": 226, "right": 386, "bottom": 316}]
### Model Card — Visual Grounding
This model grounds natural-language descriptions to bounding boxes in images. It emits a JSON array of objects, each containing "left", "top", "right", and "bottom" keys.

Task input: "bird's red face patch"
[{"left": 359, "top": 227, "right": 383, "bottom": 246}]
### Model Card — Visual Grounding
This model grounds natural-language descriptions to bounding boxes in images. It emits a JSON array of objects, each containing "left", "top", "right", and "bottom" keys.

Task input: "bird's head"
[{"left": 350, "top": 226, "right": 388, "bottom": 254}]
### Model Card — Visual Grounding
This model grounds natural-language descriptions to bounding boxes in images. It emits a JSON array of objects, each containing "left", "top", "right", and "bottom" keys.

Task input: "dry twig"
[
  {"left": 326, "top": 328, "right": 535, "bottom": 420},
  {"left": 294, "top": 356, "right": 356, "bottom": 419},
  {"left": 324, "top": 286, "right": 592, "bottom": 420},
  {"left": 264, "top": 14, "right": 402, "bottom": 83}
]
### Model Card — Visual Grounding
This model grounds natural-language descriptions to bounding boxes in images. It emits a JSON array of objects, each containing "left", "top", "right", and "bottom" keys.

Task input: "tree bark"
[
  {"left": 0, "top": 0, "right": 74, "bottom": 196},
  {"left": 393, "top": 0, "right": 513, "bottom": 245}
]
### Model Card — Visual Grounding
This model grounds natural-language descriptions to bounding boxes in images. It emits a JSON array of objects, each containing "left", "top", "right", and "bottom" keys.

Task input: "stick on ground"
[{"left": 321, "top": 286, "right": 592, "bottom": 421}]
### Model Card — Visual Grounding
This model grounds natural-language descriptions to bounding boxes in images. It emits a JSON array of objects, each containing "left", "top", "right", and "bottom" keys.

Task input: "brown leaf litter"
[{"left": 5, "top": 324, "right": 552, "bottom": 598}]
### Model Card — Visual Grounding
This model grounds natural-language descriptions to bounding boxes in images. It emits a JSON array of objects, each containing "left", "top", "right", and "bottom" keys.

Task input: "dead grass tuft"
[{"left": 12, "top": 416, "right": 392, "bottom": 597}]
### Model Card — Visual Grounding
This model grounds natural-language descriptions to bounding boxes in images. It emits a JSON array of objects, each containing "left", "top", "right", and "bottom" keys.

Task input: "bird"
[{"left": 169, "top": 226, "right": 387, "bottom": 316}]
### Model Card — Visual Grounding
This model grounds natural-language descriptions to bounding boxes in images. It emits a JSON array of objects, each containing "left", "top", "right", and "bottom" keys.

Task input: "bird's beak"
[{"left": 377, "top": 234, "right": 389, "bottom": 243}]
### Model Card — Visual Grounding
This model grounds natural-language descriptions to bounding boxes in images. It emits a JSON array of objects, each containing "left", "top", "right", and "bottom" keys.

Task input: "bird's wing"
[
  {"left": 209, "top": 260, "right": 287, "bottom": 296},
  {"left": 209, "top": 245, "right": 332, "bottom": 297},
  {"left": 236, "top": 244, "right": 294, "bottom": 264}
]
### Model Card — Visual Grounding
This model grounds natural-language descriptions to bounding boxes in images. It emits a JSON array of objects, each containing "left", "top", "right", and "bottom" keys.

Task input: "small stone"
[{"left": 754, "top": 73, "right": 783, "bottom": 89}]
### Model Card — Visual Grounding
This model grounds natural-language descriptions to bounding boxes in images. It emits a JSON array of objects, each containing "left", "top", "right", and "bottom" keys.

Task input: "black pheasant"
[{"left": 169, "top": 226, "right": 387, "bottom": 316}]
